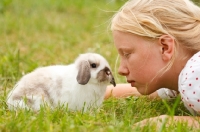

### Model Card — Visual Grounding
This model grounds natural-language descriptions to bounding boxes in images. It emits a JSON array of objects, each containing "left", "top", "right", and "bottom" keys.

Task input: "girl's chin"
[{"left": 136, "top": 87, "right": 153, "bottom": 95}]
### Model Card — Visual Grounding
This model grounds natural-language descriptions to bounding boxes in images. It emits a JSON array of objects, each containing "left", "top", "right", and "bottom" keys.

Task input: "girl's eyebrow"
[{"left": 118, "top": 47, "right": 132, "bottom": 51}]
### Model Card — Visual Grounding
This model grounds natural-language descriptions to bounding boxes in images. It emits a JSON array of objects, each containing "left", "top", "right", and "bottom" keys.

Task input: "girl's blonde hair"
[{"left": 111, "top": 0, "right": 200, "bottom": 51}]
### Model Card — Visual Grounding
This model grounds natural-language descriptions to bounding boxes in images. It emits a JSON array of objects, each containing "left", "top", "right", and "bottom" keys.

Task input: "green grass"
[{"left": 0, "top": 0, "right": 199, "bottom": 131}]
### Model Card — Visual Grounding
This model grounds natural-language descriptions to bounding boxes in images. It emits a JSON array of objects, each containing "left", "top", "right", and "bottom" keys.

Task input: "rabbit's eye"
[{"left": 91, "top": 63, "right": 97, "bottom": 68}]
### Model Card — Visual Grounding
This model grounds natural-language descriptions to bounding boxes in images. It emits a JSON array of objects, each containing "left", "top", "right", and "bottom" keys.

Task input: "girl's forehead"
[
  {"left": 113, "top": 31, "right": 153, "bottom": 46},
  {"left": 113, "top": 30, "right": 150, "bottom": 41}
]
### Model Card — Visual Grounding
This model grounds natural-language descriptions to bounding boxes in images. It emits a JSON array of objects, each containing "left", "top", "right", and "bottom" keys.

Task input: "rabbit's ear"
[{"left": 76, "top": 61, "right": 91, "bottom": 85}]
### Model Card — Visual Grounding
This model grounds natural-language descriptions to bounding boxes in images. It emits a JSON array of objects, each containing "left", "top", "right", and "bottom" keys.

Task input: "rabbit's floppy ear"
[{"left": 76, "top": 61, "right": 91, "bottom": 85}]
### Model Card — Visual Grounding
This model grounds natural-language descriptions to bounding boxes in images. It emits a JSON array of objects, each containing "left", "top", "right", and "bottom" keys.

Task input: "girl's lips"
[
  {"left": 130, "top": 82, "right": 135, "bottom": 87},
  {"left": 127, "top": 80, "right": 135, "bottom": 87}
]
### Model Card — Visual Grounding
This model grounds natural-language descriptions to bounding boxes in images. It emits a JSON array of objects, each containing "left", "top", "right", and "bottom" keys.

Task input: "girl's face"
[{"left": 113, "top": 31, "right": 167, "bottom": 95}]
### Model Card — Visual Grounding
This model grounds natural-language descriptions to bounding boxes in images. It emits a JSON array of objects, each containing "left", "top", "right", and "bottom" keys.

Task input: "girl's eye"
[
  {"left": 91, "top": 63, "right": 97, "bottom": 68},
  {"left": 123, "top": 53, "right": 130, "bottom": 58}
]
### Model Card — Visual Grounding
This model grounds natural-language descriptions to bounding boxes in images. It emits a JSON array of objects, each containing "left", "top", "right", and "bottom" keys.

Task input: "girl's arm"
[
  {"left": 134, "top": 115, "right": 200, "bottom": 128},
  {"left": 104, "top": 83, "right": 160, "bottom": 99}
]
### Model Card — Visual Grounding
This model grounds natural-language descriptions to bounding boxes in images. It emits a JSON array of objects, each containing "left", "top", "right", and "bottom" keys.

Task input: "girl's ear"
[{"left": 159, "top": 35, "right": 175, "bottom": 61}]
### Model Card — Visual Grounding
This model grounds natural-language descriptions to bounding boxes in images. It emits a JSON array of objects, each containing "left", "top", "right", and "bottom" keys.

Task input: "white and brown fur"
[{"left": 6, "top": 53, "right": 116, "bottom": 111}]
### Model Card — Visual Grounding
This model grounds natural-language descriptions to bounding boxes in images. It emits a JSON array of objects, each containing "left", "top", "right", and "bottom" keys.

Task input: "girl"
[{"left": 106, "top": 0, "right": 200, "bottom": 128}]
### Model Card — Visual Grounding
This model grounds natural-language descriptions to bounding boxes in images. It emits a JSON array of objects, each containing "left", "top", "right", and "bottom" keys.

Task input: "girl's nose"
[{"left": 118, "top": 61, "right": 129, "bottom": 76}]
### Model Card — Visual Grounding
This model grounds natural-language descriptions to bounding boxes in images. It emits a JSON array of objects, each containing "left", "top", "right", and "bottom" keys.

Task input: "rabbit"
[{"left": 6, "top": 53, "right": 116, "bottom": 111}]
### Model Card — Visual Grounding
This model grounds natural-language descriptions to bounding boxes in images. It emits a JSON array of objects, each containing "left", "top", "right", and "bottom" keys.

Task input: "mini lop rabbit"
[{"left": 7, "top": 53, "right": 116, "bottom": 111}]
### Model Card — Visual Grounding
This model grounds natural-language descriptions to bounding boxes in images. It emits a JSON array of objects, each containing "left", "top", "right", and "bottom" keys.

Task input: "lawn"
[{"left": 0, "top": 0, "right": 199, "bottom": 131}]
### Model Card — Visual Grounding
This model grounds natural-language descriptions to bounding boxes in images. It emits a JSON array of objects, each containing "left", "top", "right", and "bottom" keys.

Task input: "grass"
[{"left": 0, "top": 0, "right": 199, "bottom": 131}]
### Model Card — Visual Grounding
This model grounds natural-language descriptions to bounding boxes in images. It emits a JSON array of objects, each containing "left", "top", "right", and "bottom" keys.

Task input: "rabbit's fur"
[{"left": 7, "top": 53, "right": 116, "bottom": 111}]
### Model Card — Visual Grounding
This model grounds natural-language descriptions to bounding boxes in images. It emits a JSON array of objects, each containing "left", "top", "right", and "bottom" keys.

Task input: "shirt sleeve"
[
  {"left": 157, "top": 88, "right": 177, "bottom": 99},
  {"left": 178, "top": 51, "right": 200, "bottom": 115}
]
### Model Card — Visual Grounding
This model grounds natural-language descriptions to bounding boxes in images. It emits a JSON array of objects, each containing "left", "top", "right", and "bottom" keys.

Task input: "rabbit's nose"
[
  {"left": 106, "top": 71, "right": 111, "bottom": 75},
  {"left": 104, "top": 67, "right": 111, "bottom": 75},
  {"left": 103, "top": 67, "right": 116, "bottom": 87}
]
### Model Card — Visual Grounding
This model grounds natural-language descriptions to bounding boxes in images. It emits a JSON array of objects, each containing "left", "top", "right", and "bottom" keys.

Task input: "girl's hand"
[
  {"left": 133, "top": 115, "right": 169, "bottom": 128},
  {"left": 133, "top": 115, "right": 200, "bottom": 129},
  {"left": 105, "top": 84, "right": 141, "bottom": 99},
  {"left": 105, "top": 83, "right": 160, "bottom": 99}
]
